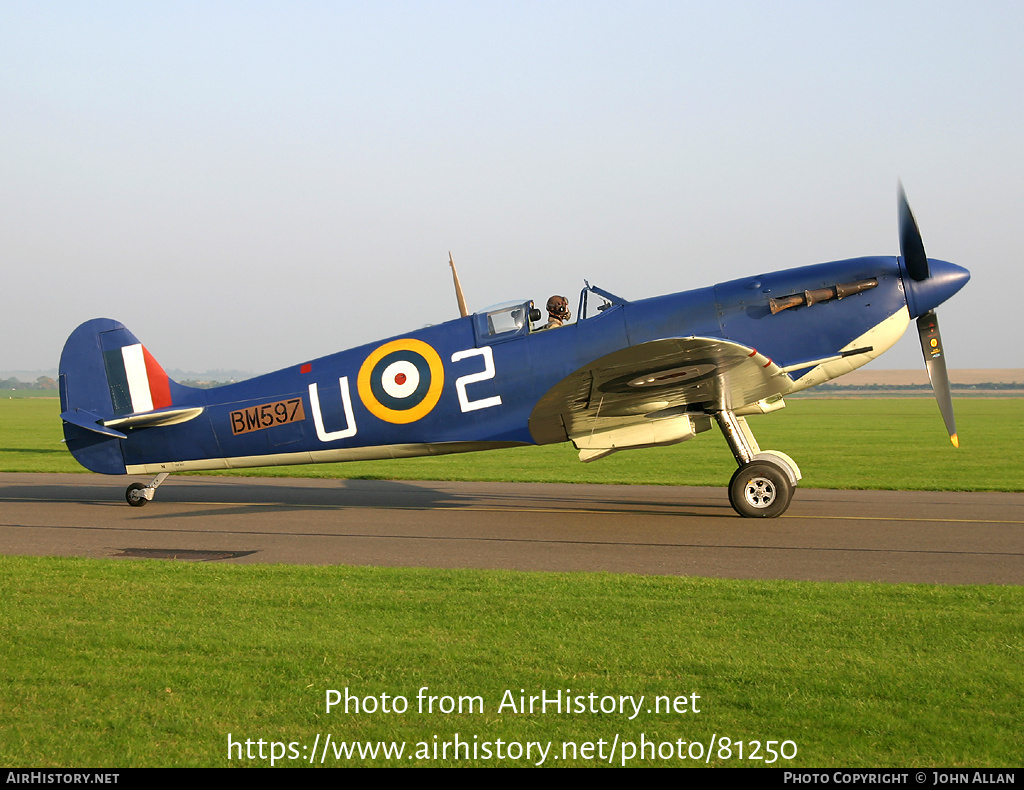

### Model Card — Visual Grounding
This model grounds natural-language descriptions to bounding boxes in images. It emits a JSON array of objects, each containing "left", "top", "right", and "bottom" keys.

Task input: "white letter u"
[{"left": 309, "top": 377, "right": 357, "bottom": 441}]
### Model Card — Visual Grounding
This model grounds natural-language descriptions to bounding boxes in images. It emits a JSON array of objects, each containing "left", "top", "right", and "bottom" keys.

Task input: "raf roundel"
[{"left": 357, "top": 339, "right": 445, "bottom": 424}]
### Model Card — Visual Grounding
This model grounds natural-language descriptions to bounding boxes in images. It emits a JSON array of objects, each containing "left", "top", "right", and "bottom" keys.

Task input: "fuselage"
[{"left": 61, "top": 253, "right": 969, "bottom": 476}]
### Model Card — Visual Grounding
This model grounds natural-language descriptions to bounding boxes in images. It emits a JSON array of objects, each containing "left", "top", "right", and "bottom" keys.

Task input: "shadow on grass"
[{"left": 0, "top": 447, "right": 68, "bottom": 454}]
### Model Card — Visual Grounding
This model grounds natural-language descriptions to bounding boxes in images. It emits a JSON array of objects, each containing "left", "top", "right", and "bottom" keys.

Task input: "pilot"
[{"left": 540, "top": 295, "right": 571, "bottom": 330}]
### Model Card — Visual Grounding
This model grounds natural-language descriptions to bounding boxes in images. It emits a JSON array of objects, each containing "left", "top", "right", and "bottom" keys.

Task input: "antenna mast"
[{"left": 449, "top": 252, "right": 469, "bottom": 318}]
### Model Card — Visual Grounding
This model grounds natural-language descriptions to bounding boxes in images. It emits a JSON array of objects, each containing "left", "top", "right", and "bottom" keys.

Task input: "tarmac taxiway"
[{"left": 2, "top": 473, "right": 1021, "bottom": 584}]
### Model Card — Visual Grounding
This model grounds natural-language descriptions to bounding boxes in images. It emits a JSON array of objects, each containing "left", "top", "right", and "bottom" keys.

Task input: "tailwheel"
[
  {"left": 728, "top": 460, "right": 793, "bottom": 518},
  {"left": 124, "top": 472, "right": 170, "bottom": 507},
  {"left": 126, "top": 482, "right": 148, "bottom": 507}
]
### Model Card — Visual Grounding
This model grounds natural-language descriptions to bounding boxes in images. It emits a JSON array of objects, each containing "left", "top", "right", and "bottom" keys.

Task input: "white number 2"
[{"left": 451, "top": 347, "right": 502, "bottom": 413}]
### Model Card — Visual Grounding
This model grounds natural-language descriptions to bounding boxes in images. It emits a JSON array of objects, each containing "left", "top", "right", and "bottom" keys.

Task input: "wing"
[{"left": 528, "top": 337, "right": 796, "bottom": 456}]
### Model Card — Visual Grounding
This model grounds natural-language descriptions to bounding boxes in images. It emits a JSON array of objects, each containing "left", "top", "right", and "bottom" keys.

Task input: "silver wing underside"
[{"left": 529, "top": 337, "right": 796, "bottom": 448}]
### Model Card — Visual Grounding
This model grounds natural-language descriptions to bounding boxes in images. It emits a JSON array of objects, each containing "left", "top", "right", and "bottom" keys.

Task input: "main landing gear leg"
[
  {"left": 125, "top": 472, "right": 170, "bottom": 507},
  {"left": 715, "top": 411, "right": 801, "bottom": 518}
]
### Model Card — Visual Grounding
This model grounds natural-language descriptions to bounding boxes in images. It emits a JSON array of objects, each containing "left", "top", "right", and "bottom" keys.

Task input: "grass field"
[
  {"left": 1, "top": 397, "right": 1021, "bottom": 768},
  {"left": 4, "top": 397, "right": 1021, "bottom": 491},
  {"left": 1, "top": 557, "right": 1020, "bottom": 768}
]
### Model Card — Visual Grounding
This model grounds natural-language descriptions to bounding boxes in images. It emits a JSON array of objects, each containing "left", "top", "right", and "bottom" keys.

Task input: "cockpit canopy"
[
  {"left": 471, "top": 285, "right": 628, "bottom": 344},
  {"left": 477, "top": 300, "right": 530, "bottom": 337}
]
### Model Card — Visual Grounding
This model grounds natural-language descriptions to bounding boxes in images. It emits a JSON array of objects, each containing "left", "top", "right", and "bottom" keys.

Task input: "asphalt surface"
[{"left": 0, "top": 472, "right": 1021, "bottom": 584}]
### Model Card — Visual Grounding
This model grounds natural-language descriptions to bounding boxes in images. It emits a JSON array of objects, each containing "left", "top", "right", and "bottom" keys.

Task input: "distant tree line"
[
  {"left": 2, "top": 376, "right": 239, "bottom": 391},
  {"left": 1, "top": 376, "right": 57, "bottom": 390},
  {"left": 815, "top": 382, "right": 1023, "bottom": 390},
  {"left": 178, "top": 379, "right": 238, "bottom": 389}
]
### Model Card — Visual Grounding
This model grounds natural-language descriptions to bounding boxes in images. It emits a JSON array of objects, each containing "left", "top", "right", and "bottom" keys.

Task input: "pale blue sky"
[{"left": 3, "top": 1, "right": 1021, "bottom": 374}]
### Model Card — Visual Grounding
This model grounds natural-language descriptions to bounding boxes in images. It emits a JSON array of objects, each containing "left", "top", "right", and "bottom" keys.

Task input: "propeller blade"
[
  {"left": 899, "top": 183, "right": 930, "bottom": 281},
  {"left": 917, "top": 310, "right": 958, "bottom": 447}
]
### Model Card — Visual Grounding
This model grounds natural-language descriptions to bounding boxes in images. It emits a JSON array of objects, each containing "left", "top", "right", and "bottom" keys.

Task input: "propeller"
[
  {"left": 898, "top": 183, "right": 930, "bottom": 281},
  {"left": 899, "top": 184, "right": 959, "bottom": 448},
  {"left": 917, "top": 310, "right": 958, "bottom": 447}
]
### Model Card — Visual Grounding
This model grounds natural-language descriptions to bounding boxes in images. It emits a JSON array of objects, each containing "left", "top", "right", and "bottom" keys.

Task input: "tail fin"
[{"left": 59, "top": 319, "right": 198, "bottom": 474}]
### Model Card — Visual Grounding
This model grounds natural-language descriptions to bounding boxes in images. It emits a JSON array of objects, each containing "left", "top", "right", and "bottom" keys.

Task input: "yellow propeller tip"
[{"left": 950, "top": 434, "right": 959, "bottom": 449}]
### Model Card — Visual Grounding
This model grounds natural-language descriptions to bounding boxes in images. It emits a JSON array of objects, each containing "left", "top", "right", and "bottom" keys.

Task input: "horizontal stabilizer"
[
  {"left": 60, "top": 409, "right": 128, "bottom": 440},
  {"left": 104, "top": 406, "right": 205, "bottom": 430}
]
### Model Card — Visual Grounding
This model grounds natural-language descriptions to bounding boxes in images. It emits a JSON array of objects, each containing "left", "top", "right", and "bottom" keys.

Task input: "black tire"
[
  {"left": 728, "top": 461, "right": 793, "bottom": 518},
  {"left": 126, "top": 482, "right": 148, "bottom": 507}
]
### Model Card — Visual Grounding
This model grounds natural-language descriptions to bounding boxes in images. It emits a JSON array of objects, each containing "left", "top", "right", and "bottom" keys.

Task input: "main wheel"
[
  {"left": 728, "top": 461, "right": 793, "bottom": 518},
  {"left": 126, "top": 482, "right": 148, "bottom": 507}
]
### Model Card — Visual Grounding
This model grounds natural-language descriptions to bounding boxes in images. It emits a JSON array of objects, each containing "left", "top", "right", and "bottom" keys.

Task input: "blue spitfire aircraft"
[{"left": 59, "top": 188, "right": 969, "bottom": 517}]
